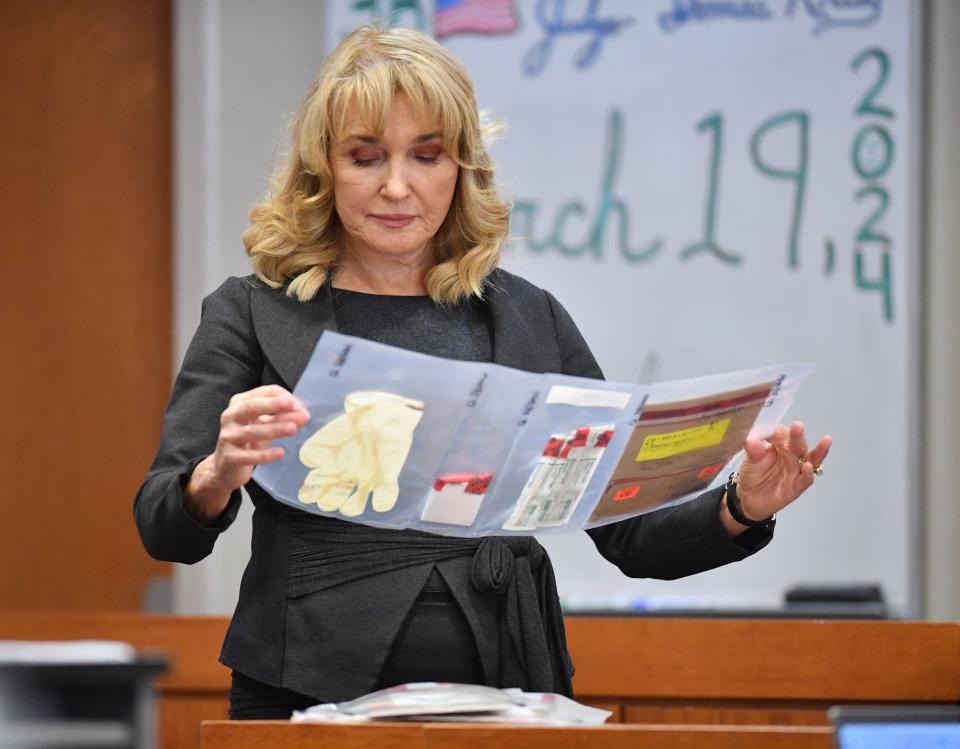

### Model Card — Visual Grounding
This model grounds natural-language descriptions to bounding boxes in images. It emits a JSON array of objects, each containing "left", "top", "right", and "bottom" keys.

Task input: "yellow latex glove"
[{"left": 297, "top": 391, "right": 424, "bottom": 517}]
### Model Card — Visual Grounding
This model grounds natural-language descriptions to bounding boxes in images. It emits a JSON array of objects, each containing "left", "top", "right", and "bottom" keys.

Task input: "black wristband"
[{"left": 724, "top": 473, "right": 774, "bottom": 527}]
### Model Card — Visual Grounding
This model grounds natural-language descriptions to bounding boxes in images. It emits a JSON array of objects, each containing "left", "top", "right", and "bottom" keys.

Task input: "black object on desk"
[
  {"left": 0, "top": 656, "right": 167, "bottom": 749},
  {"left": 784, "top": 584, "right": 887, "bottom": 619}
]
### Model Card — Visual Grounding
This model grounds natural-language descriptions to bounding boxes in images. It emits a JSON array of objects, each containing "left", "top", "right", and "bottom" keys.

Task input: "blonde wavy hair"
[{"left": 244, "top": 25, "right": 510, "bottom": 303}]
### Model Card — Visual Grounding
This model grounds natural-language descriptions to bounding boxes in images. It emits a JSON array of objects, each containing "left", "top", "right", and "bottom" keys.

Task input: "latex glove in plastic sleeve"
[{"left": 298, "top": 391, "right": 424, "bottom": 517}]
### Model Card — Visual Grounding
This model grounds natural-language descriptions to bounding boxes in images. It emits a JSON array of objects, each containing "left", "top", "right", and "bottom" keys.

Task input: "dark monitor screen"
[{"left": 831, "top": 706, "right": 960, "bottom": 749}]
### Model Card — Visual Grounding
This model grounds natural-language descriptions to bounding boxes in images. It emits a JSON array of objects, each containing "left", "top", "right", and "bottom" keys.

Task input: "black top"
[
  {"left": 331, "top": 287, "right": 493, "bottom": 364},
  {"left": 133, "top": 270, "right": 775, "bottom": 703}
]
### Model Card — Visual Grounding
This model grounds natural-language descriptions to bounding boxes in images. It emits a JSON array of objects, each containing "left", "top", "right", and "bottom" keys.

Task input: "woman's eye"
[
  {"left": 350, "top": 149, "right": 381, "bottom": 167},
  {"left": 347, "top": 148, "right": 441, "bottom": 166},
  {"left": 414, "top": 151, "right": 442, "bottom": 164}
]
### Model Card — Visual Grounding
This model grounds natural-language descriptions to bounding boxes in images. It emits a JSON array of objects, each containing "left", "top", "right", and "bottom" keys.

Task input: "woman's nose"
[{"left": 381, "top": 158, "right": 412, "bottom": 201}]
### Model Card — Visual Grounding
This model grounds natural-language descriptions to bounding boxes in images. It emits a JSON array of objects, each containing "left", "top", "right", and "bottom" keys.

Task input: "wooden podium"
[
  {"left": 0, "top": 614, "right": 957, "bottom": 749},
  {"left": 200, "top": 720, "right": 835, "bottom": 749}
]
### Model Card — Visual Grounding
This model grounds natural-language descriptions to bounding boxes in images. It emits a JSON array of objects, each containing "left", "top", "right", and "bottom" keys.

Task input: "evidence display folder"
[{"left": 254, "top": 332, "right": 812, "bottom": 537}]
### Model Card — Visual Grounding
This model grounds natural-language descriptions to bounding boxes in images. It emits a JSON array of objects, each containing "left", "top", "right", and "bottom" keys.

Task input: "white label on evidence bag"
[{"left": 545, "top": 386, "right": 631, "bottom": 409}]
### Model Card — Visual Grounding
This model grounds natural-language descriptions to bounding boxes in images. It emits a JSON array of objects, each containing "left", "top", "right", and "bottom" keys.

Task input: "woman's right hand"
[{"left": 184, "top": 385, "right": 311, "bottom": 524}]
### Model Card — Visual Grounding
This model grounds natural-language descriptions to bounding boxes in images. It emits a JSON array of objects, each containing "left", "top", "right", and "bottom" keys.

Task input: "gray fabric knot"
[{"left": 470, "top": 536, "right": 543, "bottom": 594}]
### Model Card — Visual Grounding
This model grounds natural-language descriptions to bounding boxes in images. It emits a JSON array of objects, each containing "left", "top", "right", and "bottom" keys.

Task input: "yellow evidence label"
[{"left": 635, "top": 418, "right": 731, "bottom": 462}]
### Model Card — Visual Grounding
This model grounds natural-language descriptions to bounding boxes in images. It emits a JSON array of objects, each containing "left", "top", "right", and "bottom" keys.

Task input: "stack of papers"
[{"left": 292, "top": 682, "right": 611, "bottom": 726}]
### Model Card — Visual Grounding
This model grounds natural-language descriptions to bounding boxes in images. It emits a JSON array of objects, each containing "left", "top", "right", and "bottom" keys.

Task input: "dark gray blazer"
[{"left": 134, "top": 269, "right": 772, "bottom": 701}]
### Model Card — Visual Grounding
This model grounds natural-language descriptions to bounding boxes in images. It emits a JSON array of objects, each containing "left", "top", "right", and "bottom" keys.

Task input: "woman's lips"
[{"left": 371, "top": 213, "right": 415, "bottom": 228}]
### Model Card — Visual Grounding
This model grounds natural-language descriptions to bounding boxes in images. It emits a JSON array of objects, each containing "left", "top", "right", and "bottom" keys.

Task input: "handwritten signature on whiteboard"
[
  {"left": 657, "top": 0, "right": 882, "bottom": 36},
  {"left": 658, "top": 0, "right": 772, "bottom": 33},
  {"left": 787, "top": 0, "right": 882, "bottom": 36},
  {"left": 523, "top": 0, "right": 634, "bottom": 77}
]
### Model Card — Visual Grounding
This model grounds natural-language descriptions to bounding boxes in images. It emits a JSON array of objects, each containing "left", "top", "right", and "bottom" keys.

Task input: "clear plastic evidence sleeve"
[{"left": 253, "top": 332, "right": 813, "bottom": 538}]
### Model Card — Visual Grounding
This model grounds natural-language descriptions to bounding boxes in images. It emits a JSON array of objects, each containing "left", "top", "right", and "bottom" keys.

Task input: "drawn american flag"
[{"left": 435, "top": 0, "right": 518, "bottom": 39}]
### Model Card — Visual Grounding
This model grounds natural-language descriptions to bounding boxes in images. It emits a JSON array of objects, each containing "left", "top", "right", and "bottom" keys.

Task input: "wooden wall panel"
[
  {"left": 0, "top": 614, "right": 231, "bottom": 692},
  {"left": 160, "top": 695, "right": 230, "bottom": 749},
  {"left": 566, "top": 617, "right": 960, "bottom": 702},
  {"left": 0, "top": 0, "right": 172, "bottom": 609}
]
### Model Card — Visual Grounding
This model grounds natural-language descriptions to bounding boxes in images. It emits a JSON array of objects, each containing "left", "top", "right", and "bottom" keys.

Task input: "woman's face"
[{"left": 329, "top": 94, "right": 459, "bottom": 267}]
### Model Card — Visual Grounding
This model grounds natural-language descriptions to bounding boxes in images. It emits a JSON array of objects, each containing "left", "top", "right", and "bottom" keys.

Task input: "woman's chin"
[{"left": 351, "top": 235, "right": 433, "bottom": 263}]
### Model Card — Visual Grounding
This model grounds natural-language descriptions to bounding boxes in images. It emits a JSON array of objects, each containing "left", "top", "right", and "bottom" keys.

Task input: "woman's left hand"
[{"left": 721, "top": 421, "right": 832, "bottom": 535}]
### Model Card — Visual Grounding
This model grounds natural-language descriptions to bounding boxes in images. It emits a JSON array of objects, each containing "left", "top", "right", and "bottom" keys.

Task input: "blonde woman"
[{"left": 135, "top": 25, "right": 830, "bottom": 719}]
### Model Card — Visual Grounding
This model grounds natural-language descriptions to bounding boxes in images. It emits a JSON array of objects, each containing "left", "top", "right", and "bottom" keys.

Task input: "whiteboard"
[{"left": 324, "top": 1, "right": 922, "bottom": 615}]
